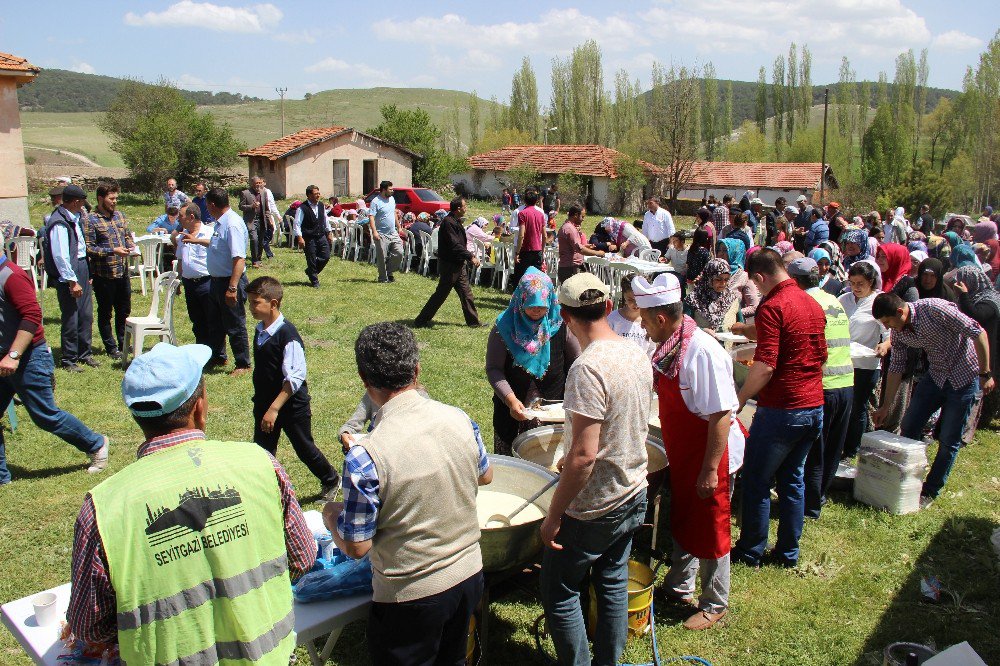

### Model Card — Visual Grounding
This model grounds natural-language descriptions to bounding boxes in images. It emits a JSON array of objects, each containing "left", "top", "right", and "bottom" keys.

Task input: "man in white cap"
[
  {"left": 632, "top": 272, "right": 744, "bottom": 630},
  {"left": 540, "top": 272, "right": 651, "bottom": 665},
  {"left": 68, "top": 342, "right": 313, "bottom": 664}
]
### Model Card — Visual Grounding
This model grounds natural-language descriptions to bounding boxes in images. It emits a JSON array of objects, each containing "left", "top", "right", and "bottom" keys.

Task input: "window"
[
  {"left": 391, "top": 191, "right": 411, "bottom": 204},
  {"left": 413, "top": 188, "right": 445, "bottom": 202}
]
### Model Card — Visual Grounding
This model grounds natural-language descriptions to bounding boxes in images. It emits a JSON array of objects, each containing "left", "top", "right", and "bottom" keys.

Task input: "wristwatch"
[
  {"left": 8, "top": 350, "right": 20, "bottom": 360},
  {"left": 227, "top": 285, "right": 238, "bottom": 293},
  {"left": 979, "top": 371, "right": 992, "bottom": 380}
]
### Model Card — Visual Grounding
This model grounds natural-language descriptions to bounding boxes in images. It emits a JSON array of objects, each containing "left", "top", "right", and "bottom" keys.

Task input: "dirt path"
[{"left": 24, "top": 144, "right": 100, "bottom": 167}]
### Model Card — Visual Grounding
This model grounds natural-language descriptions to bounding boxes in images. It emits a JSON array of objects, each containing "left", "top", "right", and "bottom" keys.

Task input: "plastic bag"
[{"left": 293, "top": 549, "right": 373, "bottom": 603}]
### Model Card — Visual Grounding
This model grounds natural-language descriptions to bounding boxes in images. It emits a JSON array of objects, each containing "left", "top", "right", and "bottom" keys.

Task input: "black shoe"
[
  {"left": 762, "top": 550, "right": 796, "bottom": 569},
  {"left": 108, "top": 350, "right": 123, "bottom": 361},
  {"left": 209, "top": 357, "right": 228, "bottom": 368},
  {"left": 62, "top": 363, "right": 84, "bottom": 373},
  {"left": 387, "top": 275, "right": 395, "bottom": 283},
  {"left": 731, "top": 550, "right": 761, "bottom": 569},
  {"left": 468, "top": 322, "right": 488, "bottom": 328},
  {"left": 310, "top": 282, "right": 320, "bottom": 289},
  {"left": 81, "top": 357, "right": 101, "bottom": 368},
  {"left": 378, "top": 278, "right": 390, "bottom": 283}
]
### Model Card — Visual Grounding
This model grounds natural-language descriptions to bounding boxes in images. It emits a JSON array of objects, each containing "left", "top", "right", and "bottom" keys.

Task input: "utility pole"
[
  {"left": 819, "top": 87, "right": 829, "bottom": 205},
  {"left": 275, "top": 87, "right": 288, "bottom": 137}
]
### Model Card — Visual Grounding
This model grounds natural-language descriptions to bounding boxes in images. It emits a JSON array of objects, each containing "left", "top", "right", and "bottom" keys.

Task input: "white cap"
[
  {"left": 631, "top": 273, "right": 682, "bottom": 308},
  {"left": 796, "top": 194, "right": 808, "bottom": 203}
]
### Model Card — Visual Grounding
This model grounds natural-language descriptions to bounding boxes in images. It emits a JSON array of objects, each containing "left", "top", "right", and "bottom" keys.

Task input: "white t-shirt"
[
  {"left": 607, "top": 309, "right": 656, "bottom": 357},
  {"left": 839, "top": 291, "right": 887, "bottom": 370},
  {"left": 674, "top": 328, "right": 745, "bottom": 473},
  {"left": 663, "top": 246, "right": 688, "bottom": 274},
  {"left": 177, "top": 223, "right": 214, "bottom": 279},
  {"left": 563, "top": 339, "right": 653, "bottom": 520},
  {"left": 643, "top": 207, "right": 675, "bottom": 242}
]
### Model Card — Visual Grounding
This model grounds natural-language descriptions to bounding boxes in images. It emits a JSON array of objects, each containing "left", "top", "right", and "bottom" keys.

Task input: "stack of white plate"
[{"left": 853, "top": 430, "right": 928, "bottom": 514}]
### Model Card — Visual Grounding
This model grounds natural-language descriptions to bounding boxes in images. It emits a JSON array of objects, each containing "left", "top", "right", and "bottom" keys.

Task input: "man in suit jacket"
[
  {"left": 239, "top": 176, "right": 270, "bottom": 268},
  {"left": 414, "top": 198, "right": 482, "bottom": 328}
]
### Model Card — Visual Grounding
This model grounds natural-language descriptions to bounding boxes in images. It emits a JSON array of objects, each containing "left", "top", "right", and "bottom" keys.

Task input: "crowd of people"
[{"left": 2, "top": 175, "right": 997, "bottom": 666}]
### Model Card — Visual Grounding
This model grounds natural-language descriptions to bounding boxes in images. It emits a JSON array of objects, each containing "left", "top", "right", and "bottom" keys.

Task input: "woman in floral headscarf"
[
  {"left": 842, "top": 228, "right": 870, "bottom": 272},
  {"left": 716, "top": 237, "right": 760, "bottom": 319},
  {"left": 485, "top": 267, "right": 580, "bottom": 454},
  {"left": 685, "top": 258, "right": 739, "bottom": 333}
]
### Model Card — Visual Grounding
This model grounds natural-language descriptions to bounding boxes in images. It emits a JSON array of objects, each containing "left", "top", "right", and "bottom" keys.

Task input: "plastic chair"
[
  {"left": 135, "top": 236, "right": 165, "bottom": 296},
  {"left": 544, "top": 245, "right": 560, "bottom": 284},
  {"left": 122, "top": 271, "right": 179, "bottom": 365},
  {"left": 402, "top": 231, "right": 417, "bottom": 273},
  {"left": 492, "top": 242, "right": 514, "bottom": 292},
  {"left": 11, "top": 237, "right": 40, "bottom": 293},
  {"left": 418, "top": 230, "right": 434, "bottom": 276},
  {"left": 471, "top": 237, "right": 493, "bottom": 285},
  {"left": 607, "top": 260, "right": 635, "bottom": 303},
  {"left": 638, "top": 249, "right": 662, "bottom": 263}
]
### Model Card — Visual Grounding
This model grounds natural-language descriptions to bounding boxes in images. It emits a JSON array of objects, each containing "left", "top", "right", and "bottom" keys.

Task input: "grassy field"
[
  {"left": 20, "top": 88, "right": 499, "bottom": 169},
  {"left": 0, "top": 194, "right": 997, "bottom": 665}
]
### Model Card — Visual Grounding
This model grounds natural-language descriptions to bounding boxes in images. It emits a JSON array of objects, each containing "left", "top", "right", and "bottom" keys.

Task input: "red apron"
[{"left": 657, "top": 370, "right": 731, "bottom": 560}]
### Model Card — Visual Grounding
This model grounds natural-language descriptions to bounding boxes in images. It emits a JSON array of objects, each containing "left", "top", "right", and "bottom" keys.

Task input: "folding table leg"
[{"left": 305, "top": 627, "right": 344, "bottom": 666}]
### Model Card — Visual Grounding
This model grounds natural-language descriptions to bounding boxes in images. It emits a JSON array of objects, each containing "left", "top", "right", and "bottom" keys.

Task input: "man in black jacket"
[{"left": 414, "top": 198, "right": 482, "bottom": 328}]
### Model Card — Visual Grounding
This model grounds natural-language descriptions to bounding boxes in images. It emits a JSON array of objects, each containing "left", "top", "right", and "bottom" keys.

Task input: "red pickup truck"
[{"left": 341, "top": 187, "right": 450, "bottom": 216}]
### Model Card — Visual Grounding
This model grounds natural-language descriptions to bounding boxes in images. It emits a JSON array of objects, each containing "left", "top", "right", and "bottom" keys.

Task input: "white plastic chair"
[
  {"left": 471, "top": 238, "right": 493, "bottom": 285},
  {"left": 418, "top": 231, "right": 434, "bottom": 276},
  {"left": 11, "top": 237, "right": 40, "bottom": 293},
  {"left": 122, "top": 271, "right": 179, "bottom": 365},
  {"left": 402, "top": 231, "right": 417, "bottom": 273},
  {"left": 544, "top": 245, "right": 560, "bottom": 284},
  {"left": 135, "top": 236, "right": 165, "bottom": 296},
  {"left": 638, "top": 249, "right": 662, "bottom": 263},
  {"left": 492, "top": 242, "right": 514, "bottom": 292},
  {"left": 585, "top": 256, "right": 610, "bottom": 285},
  {"left": 607, "top": 260, "right": 635, "bottom": 303}
]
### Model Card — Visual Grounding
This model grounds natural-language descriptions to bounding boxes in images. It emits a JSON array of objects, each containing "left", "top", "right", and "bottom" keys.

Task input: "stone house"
[{"left": 0, "top": 52, "right": 39, "bottom": 227}]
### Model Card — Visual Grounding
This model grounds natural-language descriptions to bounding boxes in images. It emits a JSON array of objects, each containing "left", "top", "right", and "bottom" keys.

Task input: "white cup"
[{"left": 32, "top": 592, "right": 58, "bottom": 627}]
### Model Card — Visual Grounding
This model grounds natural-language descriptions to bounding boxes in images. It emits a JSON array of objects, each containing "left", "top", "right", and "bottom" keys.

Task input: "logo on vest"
[{"left": 144, "top": 485, "right": 251, "bottom": 566}]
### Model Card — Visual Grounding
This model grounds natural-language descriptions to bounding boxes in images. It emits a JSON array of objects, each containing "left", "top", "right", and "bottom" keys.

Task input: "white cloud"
[
  {"left": 304, "top": 58, "right": 391, "bottom": 85},
  {"left": 124, "top": 1, "right": 282, "bottom": 33},
  {"left": 932, "top": 30, "right": 984, "bottom": 51},
  {"left": 176, "top": 73, "right": 209, "bottom": 88},
  {"left": 70, "top": 62, "right": 95, "bottom": 75},
  {"left": 274, "top": 31, "right": 314, "bottom": 44}
]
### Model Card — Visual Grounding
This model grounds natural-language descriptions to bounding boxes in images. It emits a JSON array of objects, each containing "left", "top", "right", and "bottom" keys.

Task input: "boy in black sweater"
[{"left": 248, "top": 276, "right": 339, "bottom": 499}]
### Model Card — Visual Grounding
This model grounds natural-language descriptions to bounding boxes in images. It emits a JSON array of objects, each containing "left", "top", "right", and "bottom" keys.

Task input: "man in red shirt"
[
  {"left": 514, "top": 188, "right": 546, "bottom": 285},
  {"left": 732, "top": 248, "right": 826, "bottom": 568},
  {"left": 557, "top": 205, "right": 605, "bottom": 283},
  {"left": 0, "top": 255, "right": 109, "bottom": 484}
]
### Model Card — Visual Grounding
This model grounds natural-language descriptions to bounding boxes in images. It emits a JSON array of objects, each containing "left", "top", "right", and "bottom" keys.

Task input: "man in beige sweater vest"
[{"left": 325, "top": 322, "right": 493, "bottom": 665}]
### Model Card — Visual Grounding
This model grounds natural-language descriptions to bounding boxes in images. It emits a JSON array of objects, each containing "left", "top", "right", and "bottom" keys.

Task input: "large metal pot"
[
  {"left": 479, "top": 455, "right": 557, "bottom": 572},
  {"left": 512, "top": 425, "right": 668, "bottom": 475}
]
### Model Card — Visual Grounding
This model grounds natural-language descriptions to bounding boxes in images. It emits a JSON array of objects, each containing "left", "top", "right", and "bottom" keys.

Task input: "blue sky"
[{"left": 2, "top": 1, "right": 995, "bottom": 100}]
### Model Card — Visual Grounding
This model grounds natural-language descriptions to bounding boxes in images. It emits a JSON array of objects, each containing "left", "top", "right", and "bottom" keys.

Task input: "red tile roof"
[
  {"left": 0, "top": 52, "right": 40, "bottom": 74},
  {"left": 240, "top": 127, "right": 349, "bottom": 159},
  {"left": 684, "top": 162, "right": 831, "bottom": 190},
  {"left": 467, "top": 145, "right": 656, "bottom": 178}
]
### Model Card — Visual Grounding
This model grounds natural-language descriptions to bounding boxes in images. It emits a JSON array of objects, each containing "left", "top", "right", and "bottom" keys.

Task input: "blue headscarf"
[
  {"left": 808, "top": 247, "right": 831, "bottom": 264},
  {"left": 842, "top": 228, "right": 870, "bottom": 270},
  {"left": 718, "top": 237, "right": 746, "bottom": 273},
  {"left": 950, "top": 243, "right": 979, "bottom": 270},
  {"left": 495, "top": 267, "right": 563, "bottom": 379}
]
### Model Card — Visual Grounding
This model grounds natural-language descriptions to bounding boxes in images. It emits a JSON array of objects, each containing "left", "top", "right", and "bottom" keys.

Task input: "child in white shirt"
[
  {"left": 663, "top": 232, "right": 688, "bottom": 275},
  {"left": 607, "top": 274, "right": 657, "bottom": 357}
]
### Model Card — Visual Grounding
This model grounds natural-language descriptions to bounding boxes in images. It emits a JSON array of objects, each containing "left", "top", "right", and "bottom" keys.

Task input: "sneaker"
[
  {"left": 62, "top": 363, "right": 84, "bottom": 373},
  {"left": 81, "top": 357, "right": 101, "bottom": 368},
  {"left": 87, "top": 437, "right": 110, "bottom": 474},
  {"left": 919, "top": 494, "right": 934, "bottom": 510},
  {"left": 387, "top": 275, "right": 395, "bottom": 283},
  {"left": 683, "top": 609, "right": 727, "bottom": 631}
]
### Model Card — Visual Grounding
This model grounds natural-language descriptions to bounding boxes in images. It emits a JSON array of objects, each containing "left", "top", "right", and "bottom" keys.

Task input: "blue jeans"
[
  {"left": 0, "top": 344, "right": 104, "bottom": 484},
  {"left": 900, "top": 376, "right": 978, "bottom": 498},
  {"left": 733, "top": 405, "right": 823, "bottom": 566},
  {"left": 541, "top": 490, "right": 647, "bottom": 666}
]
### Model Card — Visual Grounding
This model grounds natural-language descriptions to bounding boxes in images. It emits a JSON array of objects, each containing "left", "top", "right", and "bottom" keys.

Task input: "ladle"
[{"left": 485, "top": 477, "right": 559, "bottom": 528}]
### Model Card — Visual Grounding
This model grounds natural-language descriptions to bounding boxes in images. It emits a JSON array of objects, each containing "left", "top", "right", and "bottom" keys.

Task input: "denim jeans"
[
  {"left": 805, "top": 386, "right": 853, "bottom": 518},
  {"left": 733, "top": 405, "right": 823, "bottom": 566},
  {"left": 541, "top": 490, "right": 646, "bottom": 666},
  {"left": 901, "top": 376, "right": 978, "bottom": 498},
  {"left": 0, "top": 344, "right": 104, "bottom": 484}
]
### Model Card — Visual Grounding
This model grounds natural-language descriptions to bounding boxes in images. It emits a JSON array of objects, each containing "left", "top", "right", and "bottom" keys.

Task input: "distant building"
[
  {"left": 1, "top": 52, "right": 40, "bottom": 228},
  {"left": 677, "top": 161, "right": 839, "bottom": 203},
  {"left": 455, "top": 144, "right": 659, "bottom": 214},
  {"left": 240, "top": 127, "right": 419, "bottom": 199}
]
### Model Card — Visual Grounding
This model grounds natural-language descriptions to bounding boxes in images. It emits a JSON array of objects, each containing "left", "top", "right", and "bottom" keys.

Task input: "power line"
[{"left": 275, "top": 87, "right": 288, "bottom": 137}]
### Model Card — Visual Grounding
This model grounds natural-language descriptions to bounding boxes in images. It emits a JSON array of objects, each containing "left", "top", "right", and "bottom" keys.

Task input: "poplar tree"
[
  {"left": 755, "top": 66, "right": 768, "bottom": 134},
  {"left": 509, "top": 57, "right": 540, "bottom": 141}
]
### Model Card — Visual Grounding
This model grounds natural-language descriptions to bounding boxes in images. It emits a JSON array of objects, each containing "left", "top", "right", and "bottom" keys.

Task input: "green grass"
[
  {"left": 0, "top": 195, "right": 997, "bottom": 665},
  {"left": 21, "top": 88, "right": 500, "bottom": 168}
]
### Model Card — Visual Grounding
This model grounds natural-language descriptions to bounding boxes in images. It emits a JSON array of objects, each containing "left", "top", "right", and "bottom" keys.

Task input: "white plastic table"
[{"left": 1, "top": 583, "right": 371, "bottom": 666}]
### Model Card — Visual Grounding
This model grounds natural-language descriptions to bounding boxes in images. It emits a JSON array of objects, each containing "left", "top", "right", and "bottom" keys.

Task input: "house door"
[
  {"left": 332, "top": 160, "right": 349, "bottom": 197},
  {"left": 363, "top": 160, "right": 378, "bottom": 195}
]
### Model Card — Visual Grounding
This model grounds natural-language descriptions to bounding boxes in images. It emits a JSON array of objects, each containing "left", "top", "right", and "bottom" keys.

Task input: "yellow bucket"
[{"left": 586, "top": 560, "right": 656, "bottom": 637}]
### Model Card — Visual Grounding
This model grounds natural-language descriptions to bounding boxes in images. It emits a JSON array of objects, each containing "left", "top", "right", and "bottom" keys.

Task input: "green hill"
[{"left": 16, "top": 68, "right": 262, "bottom": 112}]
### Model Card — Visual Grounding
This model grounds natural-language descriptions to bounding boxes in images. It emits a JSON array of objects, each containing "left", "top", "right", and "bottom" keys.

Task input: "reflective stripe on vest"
[
  {"left": 89, "top": 440, "right": 294, "bottom": 666},
  {"left": 808, "top": 289, "right": 854, "bottom": 390}
]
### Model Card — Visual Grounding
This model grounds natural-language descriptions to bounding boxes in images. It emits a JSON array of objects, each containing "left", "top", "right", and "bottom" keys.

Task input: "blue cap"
[{"left": 122, "top": 343, "right": 212, "bottom": 417}]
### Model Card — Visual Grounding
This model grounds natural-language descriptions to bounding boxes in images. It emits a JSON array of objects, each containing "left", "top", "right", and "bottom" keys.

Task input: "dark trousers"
[
  {"left": 182, "top": 276, "right": 214, "bottom": 348},
  {"left": 368, "top": 571, "right": 484, "bottom": 666},
  {"left": 55, "top": 257, "right": 94, "bottom": 365},
  {"left": 557, "top": 264, "right": 584, "bottom": 284},
  {"left": 253, "top": 403, "right": 338, "bottom": 486},
  {"left": 304, "top": 236, "right": 331, "bottom": 285},
  {"left": 415, "top": 261, "right": 480, "bottom": 326},
  {"left": 91, "top": 275, "right": 131, "bottom": 354},
  {"left": 262, "top": 220, "right": 274, "bottom": 258},
  {"left": 650, "top": 238, "right": 671, "bottom": 255},
  {"left": 843, "top": 368, "right": 880, "bottom": 459},
  {"left": 247, "top": 220, "right": 263, "bottom": 263},
  {"left": 804, "top": 386, "right": 854, "bottom": 518},
  {"left": 207, "top": 275, "right": 251, "bottom": 368},
  {"left": 512, "top": 250, "right": 543, "bottom": 285}
]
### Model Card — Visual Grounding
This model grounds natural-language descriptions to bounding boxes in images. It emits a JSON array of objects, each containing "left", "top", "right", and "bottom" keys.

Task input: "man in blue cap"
[{"left": 68, "top": 343, "right": 314, "bottom": 663}]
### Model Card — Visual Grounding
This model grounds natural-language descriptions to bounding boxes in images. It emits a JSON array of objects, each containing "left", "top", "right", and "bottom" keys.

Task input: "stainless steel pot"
[
  {"left": 512, "top": 425, "right": 668, "bottom": 474},
  {"left": 479, "top": 455, "right": 557, "bottom": 572}
]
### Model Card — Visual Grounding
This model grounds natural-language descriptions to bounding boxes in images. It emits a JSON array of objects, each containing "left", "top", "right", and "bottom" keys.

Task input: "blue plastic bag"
[{"left": 293, "top": 548, "right": 373, "bottom": 603}]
